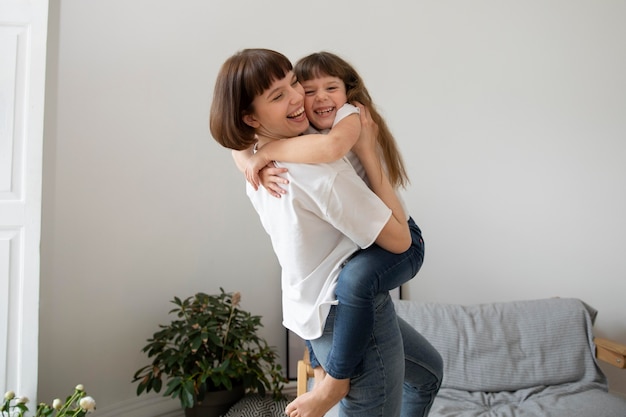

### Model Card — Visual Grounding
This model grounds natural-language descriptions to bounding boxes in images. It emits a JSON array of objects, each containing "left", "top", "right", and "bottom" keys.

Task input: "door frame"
[{"left": 0, "top": 0, "right": 49, "bottom": 402}]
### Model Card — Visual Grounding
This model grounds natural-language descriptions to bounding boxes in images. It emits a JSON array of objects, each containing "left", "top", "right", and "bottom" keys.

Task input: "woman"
[
  {"left": 234, "top": 50, "right": 439, "bottom": 415},
  {"left": 210, "top": 48, "right": 442, "bottom": 417}
]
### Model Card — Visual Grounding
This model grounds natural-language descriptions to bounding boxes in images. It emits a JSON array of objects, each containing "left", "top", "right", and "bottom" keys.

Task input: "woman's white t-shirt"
[{"left": 247, "top": 117, "right": 392, "bottom": 339}]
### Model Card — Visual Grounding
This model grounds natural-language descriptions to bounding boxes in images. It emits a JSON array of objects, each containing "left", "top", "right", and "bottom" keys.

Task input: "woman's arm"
[
  {"left": 245, "top": 112, "right": 361, "bottom": 188},
  {"left": 353, "top": 104, "right": 410, "bottom": 254}
]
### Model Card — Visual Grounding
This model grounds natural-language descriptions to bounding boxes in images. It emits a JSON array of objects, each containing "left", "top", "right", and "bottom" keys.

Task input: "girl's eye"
[
  {"left": 304, "top": 90, "right": 315, "bottom": 96},
  {"left": 272, "top": 93, "right": 283, "bottom": 101},
  {"left": 328, "top": 87, "right": 337, "bottom": 91}
]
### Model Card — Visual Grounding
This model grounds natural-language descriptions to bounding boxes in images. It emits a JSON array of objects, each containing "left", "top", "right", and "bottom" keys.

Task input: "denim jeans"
[
  {"left": 310, "top": 218, "right": 425, "bottom": 379},
  {"left": 309, "top": 293, "right": 443, "bottom": 417}
]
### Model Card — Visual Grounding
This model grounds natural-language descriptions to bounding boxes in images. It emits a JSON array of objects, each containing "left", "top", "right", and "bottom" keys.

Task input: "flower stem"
[{"left": 58, "top": 391, "right": 81, "bottom": 415}]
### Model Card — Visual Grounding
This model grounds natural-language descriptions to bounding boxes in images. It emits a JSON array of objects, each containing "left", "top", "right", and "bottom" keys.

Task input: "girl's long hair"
[{"left": 295, "top": 52, "right": 409, "bottom": 188}]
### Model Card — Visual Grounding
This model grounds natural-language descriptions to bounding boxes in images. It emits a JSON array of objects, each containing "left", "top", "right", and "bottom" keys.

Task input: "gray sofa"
[
  {"left": 226, "top": 297, "right": 626, "bottom": 416},
  {"left": 393, "top": 297, "right": 626, "bottom": 417}
]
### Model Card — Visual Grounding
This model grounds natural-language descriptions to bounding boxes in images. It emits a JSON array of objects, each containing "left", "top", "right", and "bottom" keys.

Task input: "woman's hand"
[
  {"left": 258, "top": 163, "right": 289, "bottom": 198},
  {"left": 352, "top": 102, "right": 379, "bottom": 157},
  {"left": 352, "top": 103, "right": 410, "bottom": 252}
]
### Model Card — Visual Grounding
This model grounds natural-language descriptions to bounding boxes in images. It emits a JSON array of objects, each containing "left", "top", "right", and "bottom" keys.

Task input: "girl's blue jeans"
[
  {"left": 309, "top": 292, "right": 443, "bottom": 417},
  {"left": 308, "top": 217, "right": 426, "bottom": 379}
]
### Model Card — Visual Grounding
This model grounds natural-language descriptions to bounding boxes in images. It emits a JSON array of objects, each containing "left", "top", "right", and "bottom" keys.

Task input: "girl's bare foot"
[
  {"left": 285, "top": 374, "right": 349, "bottom": 417},
  {"left": 312, "top": 366, "right": 326, "bottom": 390}
]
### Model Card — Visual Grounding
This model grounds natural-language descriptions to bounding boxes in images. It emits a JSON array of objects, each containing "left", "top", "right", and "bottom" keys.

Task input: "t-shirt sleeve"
[
  {"left": 332, "top": 103, "right": 360, "bottom": 128},
  {"left": 323, "top": 161, "right": 391, "bottom": 249}
]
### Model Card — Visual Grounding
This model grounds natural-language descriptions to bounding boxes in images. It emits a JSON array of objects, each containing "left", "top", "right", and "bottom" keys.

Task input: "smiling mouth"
[
  {"left": 288, "top": 107, "right": 305, "bottom": 119},
  {"left": 314, "top": 106, "right": 335, "bottom": 116}
]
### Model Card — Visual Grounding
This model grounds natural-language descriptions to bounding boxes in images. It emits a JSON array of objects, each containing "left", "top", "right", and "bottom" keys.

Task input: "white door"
[{"left": 0, "top": 0, "right": 49, "bottom": 402}]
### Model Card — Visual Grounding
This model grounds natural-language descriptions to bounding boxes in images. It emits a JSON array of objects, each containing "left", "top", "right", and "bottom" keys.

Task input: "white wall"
[{"left": 40, "top": 0, "right": 626, "bottom": 415}]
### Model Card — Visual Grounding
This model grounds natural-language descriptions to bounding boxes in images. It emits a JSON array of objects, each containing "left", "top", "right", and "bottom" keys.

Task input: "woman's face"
[
  {"left": 301, "top": 75, "right": 348, "bottom": 131},
  {"left": 244, "top": 71, "right": 309, "bottom": 140}
]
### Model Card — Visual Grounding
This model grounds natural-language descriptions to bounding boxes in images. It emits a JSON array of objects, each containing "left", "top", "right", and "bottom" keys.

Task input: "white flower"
[
  {"left": 232, "top": 292, "right": 241, "bottom": 306},
  {"left": 52, "top": 398, "right": 63, "bottom": 410},
  {"left": 75, "top": 384, "right": 84, "bottom": 391},
  {"left": 79, "top": 396, "right": 96, "bottom": 412},
  {"left": 16, "top": 396, "right": 29, "bottom": 404},
  {"left": 4, "top": 391, "right": 15, "bottom": 400}
]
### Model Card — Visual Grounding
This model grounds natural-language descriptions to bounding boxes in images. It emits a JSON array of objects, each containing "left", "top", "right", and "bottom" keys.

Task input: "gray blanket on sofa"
[{"left": 394, "top": 297, "right": 626, "bottom": 417}]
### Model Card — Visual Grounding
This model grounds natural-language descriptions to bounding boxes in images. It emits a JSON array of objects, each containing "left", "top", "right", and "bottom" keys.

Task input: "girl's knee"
[{"left": 335, "top": 274, "right": 377, "bottom": 301}]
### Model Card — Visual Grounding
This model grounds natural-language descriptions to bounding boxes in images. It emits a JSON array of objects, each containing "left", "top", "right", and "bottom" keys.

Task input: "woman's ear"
[{"left": 243, "top": 113, "right": 260, "bottom": 128}]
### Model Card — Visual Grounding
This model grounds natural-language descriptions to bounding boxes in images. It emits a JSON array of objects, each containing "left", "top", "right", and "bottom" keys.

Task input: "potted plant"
[{"left": 132, "top": 289, "right": 286, "bottom": 416}]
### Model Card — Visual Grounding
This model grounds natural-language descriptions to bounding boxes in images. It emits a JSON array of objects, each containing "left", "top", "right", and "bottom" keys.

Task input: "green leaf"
[
  {"left": 164, "top": 377, "right": 182, "bottom": 397},
  {"left": 190, "top": 334, "right": 203, "bottom": 351},
  {"left": 153, "top": 377, "right": 162, "bottom": 392},
  {"left": 181, "top": 380, "right": 196, "bottom": 408},
  {"left": 136, "top": 380, "right": 147, "bottom": 396}
]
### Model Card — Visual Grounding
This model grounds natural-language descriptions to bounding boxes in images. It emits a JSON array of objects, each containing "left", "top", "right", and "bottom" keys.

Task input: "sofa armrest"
[{"left": 595, "top": 337, "right": 626, "bottom": 369}]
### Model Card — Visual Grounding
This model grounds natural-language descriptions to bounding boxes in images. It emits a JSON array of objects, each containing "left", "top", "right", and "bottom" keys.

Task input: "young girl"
[{"left": 234, "top": 52, "right": 432, "bottom": 416}]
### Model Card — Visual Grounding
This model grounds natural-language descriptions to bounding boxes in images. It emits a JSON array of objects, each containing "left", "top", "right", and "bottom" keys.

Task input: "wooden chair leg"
[
  {"left": 296, "top": 347, "right": 315, "bottom": 396},
  {"left": 297, "top": 360, "right": 308, "bottom": 396}
]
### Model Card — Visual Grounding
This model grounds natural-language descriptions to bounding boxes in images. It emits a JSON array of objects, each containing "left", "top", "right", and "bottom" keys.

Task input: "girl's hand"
[
  {"left": 244, "top": 152, "right": 272, "bottom": 189},
  {"left": 259, "top": 163, "right": 289, "bottom": 198}
]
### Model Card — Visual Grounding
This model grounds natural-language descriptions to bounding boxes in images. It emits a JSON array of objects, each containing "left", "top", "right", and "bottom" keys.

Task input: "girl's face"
[
  {"left": 243, "top": 71, "right": 309, "bottom": 140},
  {"left": 301, "top": 75, "right": 348, "bottom": 131}
]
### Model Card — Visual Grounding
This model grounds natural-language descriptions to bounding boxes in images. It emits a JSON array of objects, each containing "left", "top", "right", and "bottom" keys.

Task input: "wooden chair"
[{"left": 296, "top": 348, "right": 315, "bottom": 397}]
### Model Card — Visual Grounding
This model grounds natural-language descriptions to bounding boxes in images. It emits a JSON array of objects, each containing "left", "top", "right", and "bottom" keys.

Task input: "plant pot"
[{"left": 183, "top": 385, "right": 245, "bottom": 417}]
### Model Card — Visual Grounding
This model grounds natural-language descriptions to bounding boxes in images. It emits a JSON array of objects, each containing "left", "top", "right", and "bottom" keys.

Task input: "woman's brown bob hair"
[{"left": 210, "top": 49, "right": 293, "bottom": 150}]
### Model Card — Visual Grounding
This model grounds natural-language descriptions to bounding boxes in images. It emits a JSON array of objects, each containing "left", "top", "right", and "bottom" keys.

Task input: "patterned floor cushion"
[{"left": 222, "top": 394, "right": 295, "bottom": 417}]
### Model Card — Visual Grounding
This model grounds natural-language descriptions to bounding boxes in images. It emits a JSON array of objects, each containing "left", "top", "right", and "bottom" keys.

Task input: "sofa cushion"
[{"left": 394, "top": 298, "right": 606, "bottom": 392}]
